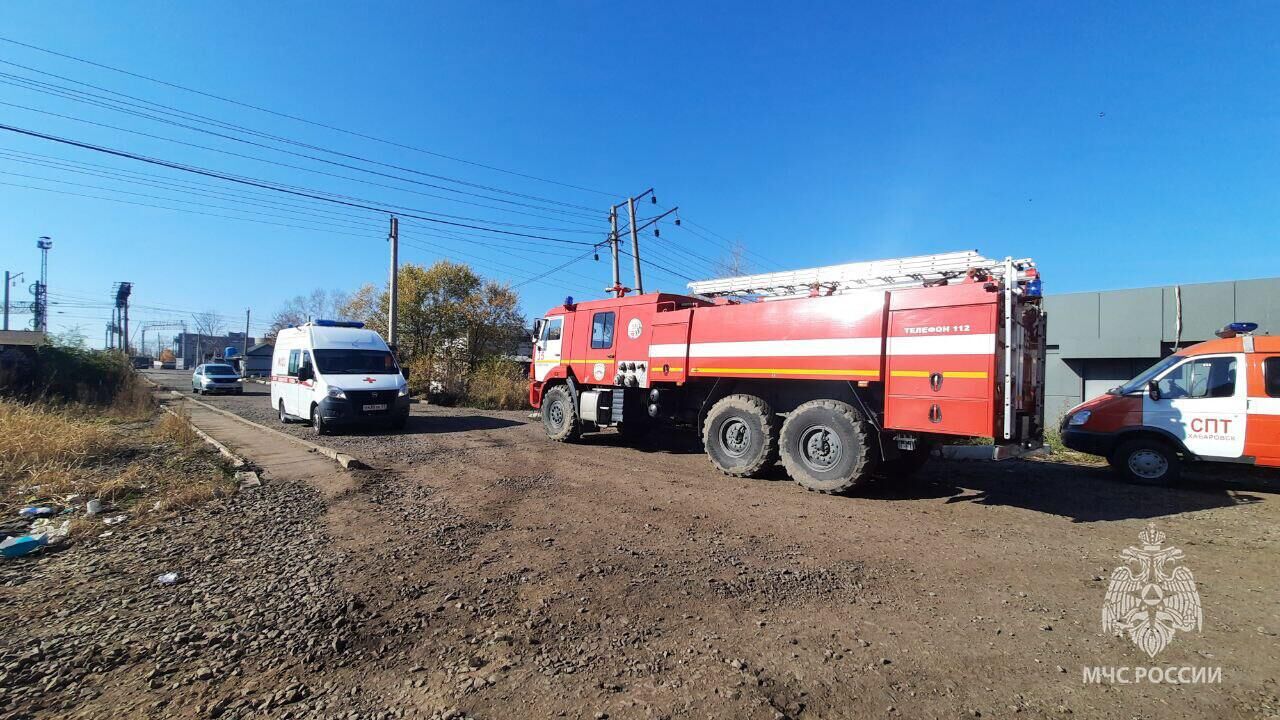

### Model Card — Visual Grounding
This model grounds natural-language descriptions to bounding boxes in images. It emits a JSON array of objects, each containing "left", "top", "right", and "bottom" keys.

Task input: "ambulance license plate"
[{"left": 363, "top": 403, "right": 388, "bottom": 412}]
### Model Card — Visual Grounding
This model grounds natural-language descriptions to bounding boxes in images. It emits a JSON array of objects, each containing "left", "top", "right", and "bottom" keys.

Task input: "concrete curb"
[
  {"left": 160, "top": 404, "right": 246, "bottom": 468},
  {"left": 165, "top": 390, "right": 371, "bottom": 471}
]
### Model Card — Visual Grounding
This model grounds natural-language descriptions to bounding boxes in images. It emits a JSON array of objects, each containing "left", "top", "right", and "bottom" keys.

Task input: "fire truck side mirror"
[{"left": 1147, "top": 380, "right": 1161, "bottom": 402}]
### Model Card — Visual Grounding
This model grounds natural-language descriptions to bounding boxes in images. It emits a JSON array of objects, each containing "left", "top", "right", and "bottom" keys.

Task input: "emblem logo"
[
  {"left": 593, "top": 363, "right": 606, "bottom": 381},
  {"left": 362, "top": 377, "right": 376, "bottom": 384},
  {"left": 627, "top": 318, "right": 643, "bottom": 340},
  {"left": 1102, "top": 523, "right": 1202, "bottom": 658}
]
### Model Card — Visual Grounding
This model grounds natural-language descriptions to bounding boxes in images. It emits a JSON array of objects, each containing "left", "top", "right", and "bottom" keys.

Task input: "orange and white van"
[{"left": 1061, "top": 323, "right": 1280, "bottom": 482}]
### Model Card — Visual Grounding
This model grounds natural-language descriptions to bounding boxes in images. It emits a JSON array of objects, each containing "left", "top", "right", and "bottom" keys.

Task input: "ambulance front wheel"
[
  {"left": 311, "top": 404, "right": 330, "bottom": 436},
  {"left": 542, "top": 384, "right": 581, "bottom": 442},
  {"left": 780, "top": 399, "right": 878, "bottom": 494},
  {"left": 1109, "top": 437, "right": 1181, "bottom": 484}
]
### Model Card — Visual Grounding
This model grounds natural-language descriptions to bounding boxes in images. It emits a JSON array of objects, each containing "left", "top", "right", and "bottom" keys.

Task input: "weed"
[{"left": 463, "top": 358, "right": 529, "bottom": 410}]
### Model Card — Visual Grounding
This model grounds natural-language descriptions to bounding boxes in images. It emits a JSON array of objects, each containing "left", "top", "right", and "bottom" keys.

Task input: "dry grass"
[
  {"left": 156, "top": 406, "right": 199, "bottom": 447},
  {"left": 105, "top": 373, "right": 155, "bottom": 420},
  {"left": 463, "top": 358, "right": 529, "bottom": 410},
  {"left": 0, "top": 401, "right": 118, "bottom": 491},
  {"left": 0, "top": 398, "right": 235, "bottom": 521}
]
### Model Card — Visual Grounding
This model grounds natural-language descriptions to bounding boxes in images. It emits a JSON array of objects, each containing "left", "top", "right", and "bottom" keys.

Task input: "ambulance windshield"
[
  {"left": 313, "top": 349, "right": 399, "bottom": 375},
  {"left": 1114, "top": 354, "right": 1182, "bottom": 395}
]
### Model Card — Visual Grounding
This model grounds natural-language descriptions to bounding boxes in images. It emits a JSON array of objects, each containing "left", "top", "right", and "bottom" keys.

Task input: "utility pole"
[
  {"left": 387, "top": 216, "right": 399, "bottom": 348},
  {"left": 2, "top": 270, "right": 21, "bottom": 331},
  {"left": 607, "top": 207, "right": 623, "bottom": 297},
  {"left": 627, "top": 196, "right": 644, "bottom": 295},
  {"left": 244, "top": 308, "right": 250, "bottom": 356},
  {"left": 33, "top": 237, "right": 51, "bottom": 332},
  {"left": 112, "top": 282, "right": 132, "bottom": 354}
]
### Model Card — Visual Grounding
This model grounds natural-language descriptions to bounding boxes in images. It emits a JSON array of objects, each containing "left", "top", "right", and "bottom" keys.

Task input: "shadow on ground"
[{"left": 900, "top": 458, "right": 1277, "bottom": 522}]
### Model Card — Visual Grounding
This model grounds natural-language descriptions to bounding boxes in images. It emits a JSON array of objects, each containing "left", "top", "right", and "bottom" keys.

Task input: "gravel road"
[{"left": 9, "top": 369, "right": 1274, "bottom": 719}]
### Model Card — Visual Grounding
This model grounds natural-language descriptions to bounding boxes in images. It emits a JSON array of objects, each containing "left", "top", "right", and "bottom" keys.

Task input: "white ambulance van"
[{"left": 270, "top": 320, "right": 410, "bottom": 434}]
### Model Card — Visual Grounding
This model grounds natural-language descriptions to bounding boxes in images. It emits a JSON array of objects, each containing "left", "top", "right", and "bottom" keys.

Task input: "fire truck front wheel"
[
  {"left": 1109, "top": 436, "right": 1182, "bottom": 484},
  {"left": 702, "top": 394, "right": 779, "bottom": 478},
  {"left": 780, "top": 399, "right": 878, "bottom": 494},
  {"left": 542, "top": 384, "right": 581, "bottom": 442}
]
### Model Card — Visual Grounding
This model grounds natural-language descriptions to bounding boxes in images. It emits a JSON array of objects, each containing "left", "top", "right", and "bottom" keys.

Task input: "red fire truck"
[{"left": 530, "top": 251, "right": 1047, "bottom": 493}]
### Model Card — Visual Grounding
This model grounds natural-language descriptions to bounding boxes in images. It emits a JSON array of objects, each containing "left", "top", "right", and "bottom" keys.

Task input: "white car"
[{"left": 192, "top": 363, "right": 243, "bottom": 395}]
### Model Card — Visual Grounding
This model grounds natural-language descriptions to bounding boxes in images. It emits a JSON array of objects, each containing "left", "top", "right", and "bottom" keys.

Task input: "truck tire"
[
  {"left": 1109, "top": 437, "right": 1181, "bottom": 484},
  {"left": 542, "top": 385, "right": 581, "bottom": 442},
  {"left": 780, "top": 399, "right": 878, "bottom": 494},
  {"left": 702, "top": 394, "right": 778, "bottom": 478},
  {"left": 880, "top": 443, "right": 934, "bottom": 480}
]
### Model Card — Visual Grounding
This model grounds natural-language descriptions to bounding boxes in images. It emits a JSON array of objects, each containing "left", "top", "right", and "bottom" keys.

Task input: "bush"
[
  {"left": 0, "top": 345, "right": 152, "bottom": 413},
  {"left": 462, "top": 358, "right": 530, "bottom": 410}
]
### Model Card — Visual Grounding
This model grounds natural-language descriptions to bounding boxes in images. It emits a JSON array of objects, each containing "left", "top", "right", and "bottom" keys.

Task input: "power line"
[
  {"left": 0, "top": 98, "right": 605, "bottom": 229},
  {"left": 0, "top": 123, "right": 601, "bottom": 246},
  {"left": 0, "top": 36, "right": 619, "bottom": 198}
]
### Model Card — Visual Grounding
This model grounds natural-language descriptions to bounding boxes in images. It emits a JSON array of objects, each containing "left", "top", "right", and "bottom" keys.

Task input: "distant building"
[
  {"left": 172, "top": 331, "right": 254, "bottom": 368},
  {"left": 240, "top": 342, "right": 274, "bottom": 377},
  {"left": 1044, "top": 277, "right": 1280, "bottom": 422}
]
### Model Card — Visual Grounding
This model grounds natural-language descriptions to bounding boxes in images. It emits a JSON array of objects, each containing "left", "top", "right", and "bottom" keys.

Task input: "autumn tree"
[
  {"left": 264, "top": 289, "right": 350, "bottom": 341},
  {"left": 339, "top": 260, "right": 526, "bottom": 395}
]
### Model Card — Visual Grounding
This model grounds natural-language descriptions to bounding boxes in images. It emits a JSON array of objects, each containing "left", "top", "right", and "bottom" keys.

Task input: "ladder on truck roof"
[{"left": 687, "top": 250, "right": 1034, "bottom": 299}]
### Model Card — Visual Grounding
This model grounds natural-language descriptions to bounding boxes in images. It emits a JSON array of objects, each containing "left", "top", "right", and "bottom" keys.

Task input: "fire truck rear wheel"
[
  {"left": 1109, "top": 437, "right": 1181, "bottom": 484},
  {"left": 702, "top": 394, "right": 778, "bottom": 478},
  {"left": 542, "top": 384, "right": 581, "bottom": 442},
  {"left": 780, "top": 399, "right": 878, "bottom": 494}
]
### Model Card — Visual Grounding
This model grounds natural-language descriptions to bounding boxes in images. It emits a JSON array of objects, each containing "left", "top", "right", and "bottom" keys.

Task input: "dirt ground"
[{"left": 6, "top": 370, "right": 1278, "bottom": 720}]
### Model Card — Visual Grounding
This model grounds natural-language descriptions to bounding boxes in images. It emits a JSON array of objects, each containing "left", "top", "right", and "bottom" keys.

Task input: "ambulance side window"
[
  {"left": 590, "top": 312, "right": 615, "bottom": 349},
  {"left": 1265, "top": 358, "right": 1280, "bottom": 398},
  {"left": 287, "top": 350, "right": 301, "bottom": 377},
  {"left": 1159, "top": 356, "right": 1236, "bottom": 399}
]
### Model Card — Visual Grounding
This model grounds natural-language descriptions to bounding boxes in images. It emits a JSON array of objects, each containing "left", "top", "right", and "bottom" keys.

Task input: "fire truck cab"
[
  {"left": 1061, "top": 322, "right": 1280, "bottom": 483},
  {"left": 531, "top": 251, "right": 1048, "bottom": 495}
]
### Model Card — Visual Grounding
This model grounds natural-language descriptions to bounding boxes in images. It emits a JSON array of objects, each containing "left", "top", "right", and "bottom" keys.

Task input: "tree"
[
  {"left": 716, "top": 240, "right": 750, "bottom": 277},
  {"left": 264, "top": 288, "right": 350, "bottom": 341},
  {"left": 49, "top": 325, "right": 88, "bottom": 350},
  {"left": 191, "top": 310, "right": 225, "bottom": 337},
  {"left": 337, "top": 260, "right": 527, "bottom": 395}
]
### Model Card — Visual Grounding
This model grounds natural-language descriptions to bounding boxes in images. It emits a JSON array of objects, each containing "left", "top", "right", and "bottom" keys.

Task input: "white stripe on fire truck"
[
  {"left": 885, "top": 333, "right": 996, "bottom": 356},
  {"left": 1248, "top": 397, "right": 1280, "bottom": 415},
  {"left": 649, "top": 338, "right": 882, "bottom": 358}
]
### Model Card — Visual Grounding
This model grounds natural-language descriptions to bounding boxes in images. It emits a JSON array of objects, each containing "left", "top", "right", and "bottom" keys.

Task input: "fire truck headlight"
[{"left": 1068, "top": 409, "right": 1091, "bottom": 427}]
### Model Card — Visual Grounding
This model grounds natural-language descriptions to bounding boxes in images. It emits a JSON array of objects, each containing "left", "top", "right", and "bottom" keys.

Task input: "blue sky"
[{"left": 0, "top": 1, "right": 1276, "bottom": 347}]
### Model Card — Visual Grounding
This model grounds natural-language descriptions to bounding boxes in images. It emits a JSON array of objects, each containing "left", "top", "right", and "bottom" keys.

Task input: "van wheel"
[
  {"left": 311, "top": 404, "right": 329, "bottom": 436},
  {"left": 702, "top": 394, "right": 778, "bottom": 478},
  {"left": 279, "top": 400, "right": 290, "bottom": 424},
  {"left": 542, "top": 385, "right": 580, "bottom": 442},
  {"left": 1110, "top": 437, "right": 1181, "bottom": 484},
  {"left": 780, "top": 399, "right": 878, "bottom": 494}
]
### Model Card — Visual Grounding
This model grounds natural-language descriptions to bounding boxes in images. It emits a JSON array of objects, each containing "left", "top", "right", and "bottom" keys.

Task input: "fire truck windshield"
[{"left": 1114, "top": 354, "right": 1183, "bottom": 395}]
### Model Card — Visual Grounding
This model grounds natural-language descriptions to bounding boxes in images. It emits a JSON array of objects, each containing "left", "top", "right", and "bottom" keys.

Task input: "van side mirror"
[
  {"left": 1148, "top": 380, "right": 1161, "bottom": 401},
  {"left": 401, "top": 366, "right": 412, "bottom": 381}
]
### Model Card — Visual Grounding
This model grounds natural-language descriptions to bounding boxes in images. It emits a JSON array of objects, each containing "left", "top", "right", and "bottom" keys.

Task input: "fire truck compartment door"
[
  {"left": 648, "top": 312, "right": 692, "bottom": 383},
  {"left": 886, "top": 397, "right": 993, "bottom": 436},
  {"left": 884, "top": 301, "right": 997, "bottom": 437},
  {"left": 1144, "top": 353, "right": 1246, "bottom": 459}
]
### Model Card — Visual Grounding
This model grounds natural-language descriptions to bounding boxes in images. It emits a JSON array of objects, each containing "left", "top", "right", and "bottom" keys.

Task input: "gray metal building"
[{"left": 1043, "top": 277, "right": 1280, "bottom": 423}]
